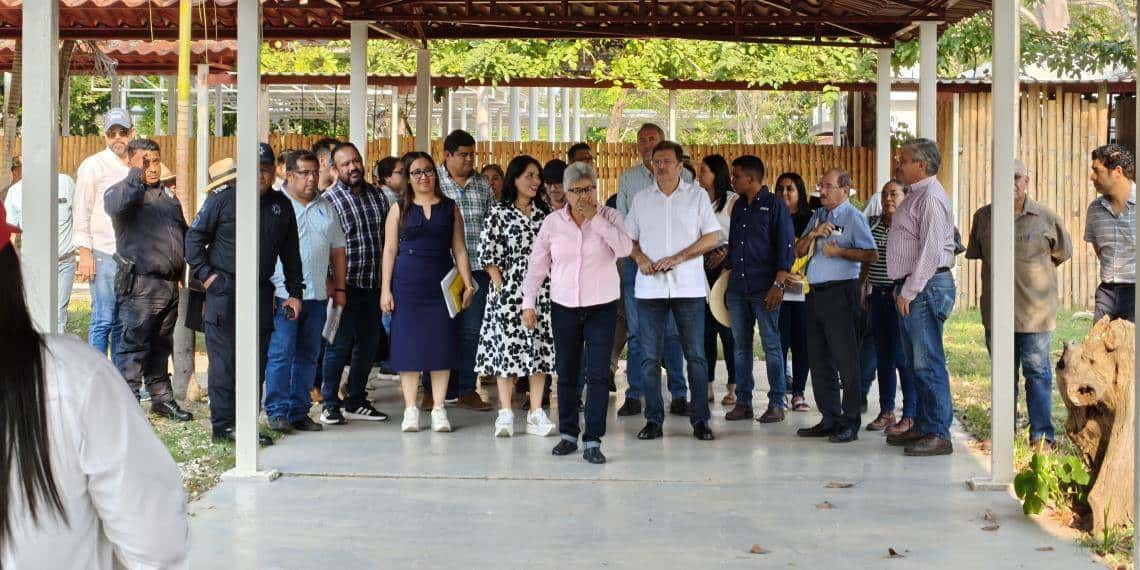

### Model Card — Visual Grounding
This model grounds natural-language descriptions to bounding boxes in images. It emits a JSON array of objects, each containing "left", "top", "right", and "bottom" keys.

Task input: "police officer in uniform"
[
  {"left": 186, "top": 144, "right": 304, "bottom": 444},
  {"left": 104, "top": 138, "right": 193, "bottom": 421}
]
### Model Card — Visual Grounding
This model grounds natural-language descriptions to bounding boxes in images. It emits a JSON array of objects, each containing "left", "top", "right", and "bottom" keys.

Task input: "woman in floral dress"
[{"left": 476, "top": 155, "right": 557, "bottom": 438}]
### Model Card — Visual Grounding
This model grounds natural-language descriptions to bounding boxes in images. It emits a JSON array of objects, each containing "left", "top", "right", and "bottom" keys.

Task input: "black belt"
[
  {"left": 894, "top": 266, "right": 950, "bottom": 286},
  {"left": 810, "top": 279, "right": 857, "bottom": 291}
]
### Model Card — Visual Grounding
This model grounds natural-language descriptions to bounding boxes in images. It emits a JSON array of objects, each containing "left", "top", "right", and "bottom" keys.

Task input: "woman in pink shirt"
[{"left": 521, "top": 162, "right": 632, "bottom": 464}]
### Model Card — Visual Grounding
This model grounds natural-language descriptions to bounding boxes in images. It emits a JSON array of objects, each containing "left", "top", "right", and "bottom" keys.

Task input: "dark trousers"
[
  {"left": 637, "top": 297, "right": 710, "bottom": 425},
  {"left": 204, "top": 274, "right": 236, "bottom": 433},
  {"left": 551, "top": 301, "right": 617, "bottom": 444},
  {"left": 805, "top": 280, "right": 863, "bottom": 429},
  {"left": 116, "top": 276, "right": 179, "bottom": 404},
  {"left": 321, "top": 285, "right": 380, "bottom": 411},
  {"left": 1094, "top": 282, "right": 1135, "bottom": 323},
  {"left": 778, "top": 301, "right": 810, "bottom": 397}
]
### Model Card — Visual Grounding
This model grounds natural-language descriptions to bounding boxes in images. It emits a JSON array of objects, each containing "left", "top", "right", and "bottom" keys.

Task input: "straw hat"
[
  {"left": 709, "top": 271, "right": 731, "bottom": 328},
  {"left": 202, "top": 158, "right": 237, "bottom": 193},
  {"left": 159, "top": 163, "right": 175, "bottom": 183}
]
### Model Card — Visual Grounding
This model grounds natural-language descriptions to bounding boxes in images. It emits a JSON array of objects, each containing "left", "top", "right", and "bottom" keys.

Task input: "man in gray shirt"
[{"left": 1085, "top": 143, "right": 1136, "bottom": 322}]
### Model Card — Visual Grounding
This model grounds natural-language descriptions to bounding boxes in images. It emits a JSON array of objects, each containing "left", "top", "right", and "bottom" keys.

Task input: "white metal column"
[
  {"left": 415, "top": 48, "right": 431, "bottom": 152},
  {"left": 196, "top": 64, "right": 210, "bottom": 211},
  {"left": 154, "top": 93, "right": 165, "bottom": 135},
  {"left": 459, "top": 94, "right": 468, "bottom": 131},
  {"left": 214, "top": 84, "right": 224, "bottom": 135},
  {"left": 876, "top": 48, "right": 892, "bottom": 190},
  {"left": 509, "top": 87, "right": 521, "bottom": 141},
  {"left": 166, "top": 76, "right": 177, "bottom": 137},
  {"left": 528, "top": 87, "right": 539, "bottom": 141},
  {"left": 668, "top": 90, "right": 677, "bottom": 140},
  {"left": 444, "top": 89, "right": 453, "bottom": 136},
  {"left": 475, "top": 86, "right": 490, "bottom": 142},
  {"left": 20, "top": 0, "right": 59, "bottom": 333},
  {"left": 969, "top": 0, "right": 1018, "bottom": 490},
  {"left": 547, "top": 87, "right": 557, "bottom": 143},
  {"left": 349, "top": 21, "right": 369, "bottom": 164},
  {"left": 832, "top": 95, "right": 842, "bottom": 146},
  {"left": 390, "top": 88, "right": 400, "bottom": 156},
  {"left": 918, "top": 21, "right": 938, "bottom": 140},
  {"left": 110, "top": 75, "right": 121, "bottom": 109},
  {"left": 231, "top": 0, "right": 268, "bottom": 478},
  {"left": 573, "top": 88, "right": 581, "bottom": 141},
  {"left": 561, "top": 87, "right": 570, "bottom": 142}
]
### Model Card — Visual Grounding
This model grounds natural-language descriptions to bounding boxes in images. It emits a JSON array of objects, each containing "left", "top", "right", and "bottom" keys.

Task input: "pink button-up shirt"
[
  {"left": 886, "top": 175, "right": 957, "bottom": 300},
  {"left": 522, "top": 204, "right": 633, "bottom": 310}
]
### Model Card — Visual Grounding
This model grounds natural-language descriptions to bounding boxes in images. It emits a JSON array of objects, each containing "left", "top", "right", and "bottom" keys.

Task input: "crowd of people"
[{"left": 2, "top": 104, "right": 1137, "bottom": 568}]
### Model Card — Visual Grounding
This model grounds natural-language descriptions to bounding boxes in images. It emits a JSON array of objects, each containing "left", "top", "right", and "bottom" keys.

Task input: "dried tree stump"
[{"left": 1056, "top": 316, "right": 1135, "bottom": 534}]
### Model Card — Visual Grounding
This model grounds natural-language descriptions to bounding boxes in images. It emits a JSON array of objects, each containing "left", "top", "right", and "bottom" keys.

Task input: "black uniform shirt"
[{"left": 104, "top": 168, "right": 187, "bottom": 279}]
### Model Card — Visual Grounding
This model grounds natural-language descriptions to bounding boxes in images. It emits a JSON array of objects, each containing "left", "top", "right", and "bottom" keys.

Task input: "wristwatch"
[{"left": 774, "top": 281, "right": 786, "bottom": 291}]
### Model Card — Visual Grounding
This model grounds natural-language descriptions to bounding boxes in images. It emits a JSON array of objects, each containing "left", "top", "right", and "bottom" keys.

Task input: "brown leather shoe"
[
  {"left": 865, "top": 411, "right": 896, "bottom": 431},
  {"left": 456, "top": 391, "right": 493, "bottom": 411},
  {"left": 756, "top": 404, "right": 785, "bottom": 424},
  {"left": 904, "top": 434, "right": 953, "bottom": 456},
  {"left": 725, "top": 403, "right": 754, "bottom": 421},
  {"left": 886, "top": 428, "right": 924, "bottom": 447},
  {"left": 884, "top": 417, "right": 915, "bottom": 437},
  {"left": 420, "top": 392, "right": 434, "bottom": 411}
]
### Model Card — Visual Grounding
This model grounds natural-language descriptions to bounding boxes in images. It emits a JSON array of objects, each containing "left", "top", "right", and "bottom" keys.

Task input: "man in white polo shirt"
[
  {"left": 73, "top": 108, "right": 133, "bottom": 358},
  {"left": 625, "top": 140, "right": 721, "bottom": 442}
]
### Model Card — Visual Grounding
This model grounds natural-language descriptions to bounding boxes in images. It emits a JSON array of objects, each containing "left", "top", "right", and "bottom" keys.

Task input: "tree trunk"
[
  {"left": 1, "top": 40, "right": 20, "bottom": 191},
  {"left": 172, "top": 0, "right": 198, "bottom": 400},
  {"left": 1056, "top": 316, "right": 1135, "bottom": 534},
  {"left": 605, "top": 90, "right": 627, "bottom": 143}
]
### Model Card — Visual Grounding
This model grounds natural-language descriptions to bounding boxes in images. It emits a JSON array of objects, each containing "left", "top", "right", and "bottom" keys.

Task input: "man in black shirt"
[
  {"left": 186, "top": 144, "right": 304, "bottom": 444},
  {"left": 104, "top": 138, "right": 192, "bottom": 421}
]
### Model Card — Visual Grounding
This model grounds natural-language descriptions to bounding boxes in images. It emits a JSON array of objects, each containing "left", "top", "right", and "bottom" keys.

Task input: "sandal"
[
  {"left": 721, "top": 384, "right": 736, "bottom": 406},
  {"left": 790, "top": 395, "right": 810, "bottom": 412}
]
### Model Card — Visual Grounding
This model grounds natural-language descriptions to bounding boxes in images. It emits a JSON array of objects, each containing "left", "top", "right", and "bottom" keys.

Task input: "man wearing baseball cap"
[
  {"left": 186, "top": 143, "right": 303, "bottom": 445},
  {"left": 73, "top": 107, "right": 134, "bottom": 359}
]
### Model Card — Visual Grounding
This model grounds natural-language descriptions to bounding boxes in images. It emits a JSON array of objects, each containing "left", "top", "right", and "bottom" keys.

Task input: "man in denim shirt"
[
  {"left": 722, "top": 156, "right": 795, "bottom": 423},
  {"left": 794, "top": 168, "right": 877, "bottom": 443}
]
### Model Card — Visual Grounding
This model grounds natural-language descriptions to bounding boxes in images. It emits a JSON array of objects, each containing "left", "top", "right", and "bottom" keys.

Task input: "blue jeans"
[
  {"left": 778, "top": 301, "right": 809, "bottom": 397},
  {"left": 726, "top": 292, "right": 786, "bottom": 409},
  {"left": 445, "top": 270, "right": 491, "bottom": 399},
  {"left": 985, "top": 330, "right": 1055, "bottom": 442},
  {"left": 897, "top": 272, "right": 956, "bottom": 439},
  {"left": 868, "top": 287, "right": 918, "bottom": 416},
  {"left": 265, "top": 299, "right": 327, "bottom": 422},
  {"left": 636, "top": 297, "right": 710, "bottom": 425},
  {"left": 859, "top": 302, "right": 882, "bottom": 409},
  {"left": 89, "top": 250, "right": 122, "bottom": 358},
  {"left": 622, "top": 259, "right": 688, "bottom": 400},
  {"left": 552, "top": 301, "right": 617, "bottom": 445},
  {"left": 322, "top": 286, "right": 381, "bottom": 411},
  {"left": 58, "top": 257, "right": 76, "bottom": 334}
]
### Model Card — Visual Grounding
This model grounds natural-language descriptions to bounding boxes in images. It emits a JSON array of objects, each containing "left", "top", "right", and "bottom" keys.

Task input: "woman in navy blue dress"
[{"left": 381, "top": 151, "right": 475, "bottom": 433}]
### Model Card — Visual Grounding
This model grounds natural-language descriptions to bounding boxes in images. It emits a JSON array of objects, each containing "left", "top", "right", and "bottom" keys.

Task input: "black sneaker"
[
  {"left": 212, "top": 427, "right": 274, "bottom": 446},
  {"left": 320, "top": 406, "right": 347, "bottom": 425},
  {"left": 292, "top": 416, "right": 324, "bottom": 432},
  {"left": 344, "top": 402, "right": 389, "bottom": 421},
  {"left": 669, "top": 397, "right": 692, "bottom": 416},
  {"left": 617, "top": 398, "right": 642, "bottom": 417},
  {"left": 552, "top": 439, "right": 579, "bottom": 456},
  {"left": 267, "top": 416, "right": 294, "bottom": 432},
  {"left": 151, "top": 401, "right": 193, "bottom": 422}
]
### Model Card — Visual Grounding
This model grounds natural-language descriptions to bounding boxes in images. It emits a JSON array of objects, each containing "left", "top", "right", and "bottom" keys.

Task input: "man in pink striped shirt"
[{"left": 885, "top": 138, "right": 958, "bottom": 457}]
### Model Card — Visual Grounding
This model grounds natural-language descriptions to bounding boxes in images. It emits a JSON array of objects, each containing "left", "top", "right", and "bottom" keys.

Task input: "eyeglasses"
[
  {"left": 818, "top": 182, "right": 841, "bottom": 190},
  {"left": 568, "top": 185, "right": 596, "bottom": 194},
  {"left": 409, "top": 168, "right": 437, "bottom": 180},
  {"left": 651, "top": 159, "right": 677, "bottom": 168}
]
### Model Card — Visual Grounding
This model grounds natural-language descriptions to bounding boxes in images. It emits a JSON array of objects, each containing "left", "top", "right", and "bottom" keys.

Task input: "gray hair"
[
  {"left": 824, "top": 168, "right": 853, "bottom": 188},
  {"left": 563, "top": 161, "right": 598, "bottom": 189},
  {"left": 900, "top": 138, "right": 941, "bottom": 176},
  {"left": 1014, "top": 158, "right": 1028, "bottom": 177}
]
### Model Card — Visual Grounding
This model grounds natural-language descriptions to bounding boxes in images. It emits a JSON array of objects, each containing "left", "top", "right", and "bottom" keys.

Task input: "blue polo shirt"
[
  {"left": 804, "top": 200, "right": 875, "bottom": 284},
  {"left": 725, "top": 189, "right": 796, "bottom": 295}
]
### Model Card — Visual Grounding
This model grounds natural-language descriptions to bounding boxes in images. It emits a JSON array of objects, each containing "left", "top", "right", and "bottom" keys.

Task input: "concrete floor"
[{"left": 189, "top": 364, "right": 1099, "bottom": 569}]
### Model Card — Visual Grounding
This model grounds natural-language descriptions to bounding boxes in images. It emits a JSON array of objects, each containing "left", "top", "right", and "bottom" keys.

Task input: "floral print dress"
[{"left": 475, "top": 201, "right": 555, "bottom": 377}]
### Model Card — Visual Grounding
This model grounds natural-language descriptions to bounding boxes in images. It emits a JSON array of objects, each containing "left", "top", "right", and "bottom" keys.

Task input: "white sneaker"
[
  {"left": 494, "top": 409, "right": 514, "bottom": 437},
  {"left": 526, "top": 408, "right": 557, "bottom": 436},
  {"left": 431, "top": 408, "right": 452, "bottom": 432},
  {"left": 401, "top": 407, "right": 420, "bottom": 432}
]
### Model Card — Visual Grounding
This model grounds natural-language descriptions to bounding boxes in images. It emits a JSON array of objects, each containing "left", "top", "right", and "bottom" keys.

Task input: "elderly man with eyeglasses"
[
  {"left": 263, "top": 150, "right": 349, "bottom": 435},
  {"left": 885, "top": 138, "right": 959, "bottom": 456},
  {"left": 793, "top": 168, "right": 877, "bottom": 444}
]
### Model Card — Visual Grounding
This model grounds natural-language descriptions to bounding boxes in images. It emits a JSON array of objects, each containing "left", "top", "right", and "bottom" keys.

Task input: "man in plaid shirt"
[
  {"left": 430, "top": 130, "right": 493, "bottom": 411},
  {"left": 318, "top": 143, "right": 392, "bottom": 425}
]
